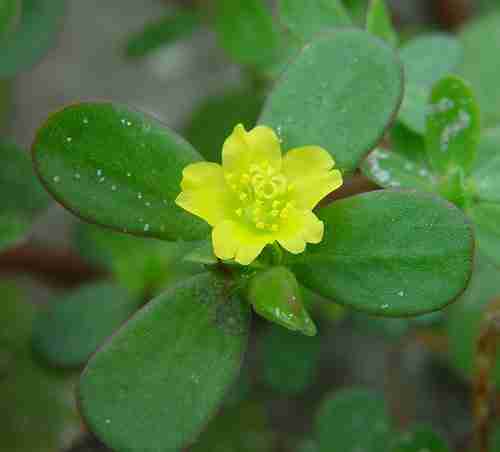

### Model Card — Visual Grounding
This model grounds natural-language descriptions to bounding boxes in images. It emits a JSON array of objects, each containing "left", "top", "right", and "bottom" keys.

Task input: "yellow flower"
[{"left": 175, "top": 124, "right": 343, "bottom": 265}]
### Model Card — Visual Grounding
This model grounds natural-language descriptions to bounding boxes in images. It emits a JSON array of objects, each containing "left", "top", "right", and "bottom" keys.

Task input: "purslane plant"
[{"left": 30, "top": 29, "right": 474, "bottom": 452}]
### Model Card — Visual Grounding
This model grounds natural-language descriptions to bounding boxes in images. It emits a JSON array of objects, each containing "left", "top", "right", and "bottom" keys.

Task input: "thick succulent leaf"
[
  {"left": 125, "top": 9, "right": 199, "bottom": 58},
  {"left": 389, "top": 426, "right": 449, "bottom": 452},
  {"left": 79, "top": 273, "right": 250, "bottom": 452},
  {"left": 248, "top": 266, "right": 317, "bottom": 336},
  {"left": 75, "top": 223, "right": 205, "bottom": 296},
  {"left": 426, "top": 75, "right": 480, "bottom": 176},
  {"left": 292, "top": 190, "right": 474, "bottom": 316},
  {"left": 32, "top": 283, "right": 142, "bottom": 368},
  {"left": 315, "top": 387, "right": 392, "bottom": 452},
  {"left": 0, "top": 0, "right": 66, "bottom": 78},
  {"left": 460, "top": 11, "right": 500, "bottom": 128},
  {"left": 262, "top": 325, "right": 321, "bottom": 394},
  {"left": 446, "top": 251, "right": 500, "bottom": 383},
  {"left": 361, "top": 148, "right": 437, "bottom": 191},
  {"left": 0, "top": 282, "right": 81, "bottom": 452},
  {"left": 279, "top": 0, "right": 351, "bottom": 43},
  {"left": 0, "top": 0, "right": 21, "bottom": 40},
  {"left": 32, "top": 102, "right": 209, "bottom": 241},
  {"left": 260, "top": 29, "right": 403, "bottom": 175},
  {"left": 214, "top": 0, "right": 281, "bottom": 69},
  {"left": 0, "top": 140, "right": 51, "bottom": 252},
  {"left": 366, "top": 0, "right": 397, "bottom": 47},
  {"left": 184, "top": 88, "right": 264, "bottom": 163},
  {"left": 399, "top": 34, "right": 463, "bottom": 134}
]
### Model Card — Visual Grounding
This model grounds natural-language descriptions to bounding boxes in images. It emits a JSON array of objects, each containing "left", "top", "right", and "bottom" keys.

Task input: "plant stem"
[{"left": 474, "top": 297, "right": 500, "bottom": 452}]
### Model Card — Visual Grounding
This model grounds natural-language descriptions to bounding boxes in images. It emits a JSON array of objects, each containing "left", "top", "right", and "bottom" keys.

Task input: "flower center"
[{"left": 225, "top": 161, "right": 294, "bottom": 232}]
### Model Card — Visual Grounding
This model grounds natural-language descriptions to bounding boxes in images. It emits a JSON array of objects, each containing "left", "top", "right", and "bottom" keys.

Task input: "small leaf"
[
  {"left": 0, "top": 0, "right": 21, "bottom": 40},
  {"left": 366, "top": 0, "right": 397, "bottom": 47},
  {"left": 279, "top": 0, "right": 351, "bottom": 43},
  {"left": 315, "top": 387, "right": 392, "bottom": 452},
  {"left": 390, "top": 426, "right": 450, "bottom": 452},
  {"left": 75, "top": 223, "right": 205, "bottom": 296},
  {"left": 0, "top": 140, "right": 50, "bottom": 252},
  {"left": 214, "top": 0, "right": 281, "bottom": 69},
  {"left": 260, "top": 29, "right": 403, "bottom": 175},
  {"left": 460, "top": 11, "right": 500, "bottom": 128},
  {"left": 79, "top": 273, "right": 250, "bottom": 452},
  {"left": 32, "top": 283, "right": 142, "bottom": 368},
  {"left": 184, "top": 88, "right": 264, "bottom": 163},
  {"left": 399, "top": 34, "right": 463, "bottom": 134},
  {"left": 261, "top": 324, "right": 321, "bottom": 394},
  {"left": 446, "top": 251, "right": 500, "bottom": 382},
  {"left": 125, "top": 9, "right": 200, "bottom": 58},
  {"left": 32, "top": 102, "right": 209, "bottom": 241},
  {"left": 183, "top": 239, "right": 218, "bottom": 265},
  {"left": 361, "top": 148, "right": 436, "bottom": 191},
  {"left": 0, "top": 0, "right": 66, "bottom": 78},
  {"left": 465, "top": 127, "right": 500, "bottom": 267},
  {"left": 292, "top": 190, "right": 474, "bottom": 316},
  {"left": 248, "top": 266, "right": 317, "bottom": 336},
  {"left": 390, "top": 122, "right": 427, "bottom": 164},
  {"left": 426, "top": 75, "right": 480, "bottom": 176}
]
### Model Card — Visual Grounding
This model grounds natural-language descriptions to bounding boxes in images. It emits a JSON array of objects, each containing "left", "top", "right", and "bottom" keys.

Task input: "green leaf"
[
  {"left": 279, "top": 0, "right": 351, "bottom": 43},
  {"left": 0, "top": 282, "right": 81, "bottom": 452},
  {"left": 75, "top": 223, "right": 205, "bottom": 296},
  {"left": 460, "top": 11, "right": 500, "bottom": 128},
  {"left": 466, "top": 127, "right": 500, "bottom": 266},
  {"left": 446, "top": 251, "right": 500, "bottom": 383},
  {"left": 0, "top": 0, "right": 66, "bottom": 78},
  {"left": 292, "top": 190, "right": 473, "bottom": 316},
  {"left": 361, "top": 148, "right": 437, "bottom": 191},
  {"left": 184, "top": 88, "right": 264, "bottom": 162},
  {"left": 191, "top": 402, "right": 275, "bottom": 452},
  {"left": 390, "top": 426, "right": 449, "bottom": 452},
  {"left": 262, "top": 324, "right": 321, "bottom": 394},
  {"left": 32, "top": 283, "right": 141, "bottom": 368},
  {"left": 32, "top": 102, "right": 209, "bottom": 241},
  {"left": 79, "top": 272, "right": 250, "bottom": 452},
  {"left": 214, "top": 0, "right": 281, "bottom": 69},
  {"left": 248, "top": 266, "right": 317, "bottom": 336},
  {"left": 315, "top": 387, "right": 391, "bottom": 452},
  {"left": 125, "top": 9, "right": 200, "bottom": 59},
  {"left": 0, "top": 140, "right": 50, "bottom": 252},
  {"left": 390, "top": 122, "right": 427, "bottom": 164},
  {"left": 426, "top": 75, "right": 480, "bottom": 176},
  {"left": 399, "top": 34, "right": 463, "bottom": 134},
  {"left": 260, "top": 29, "right": 403, "bottom": 175},
  {"left": 366, "top": 0, "right": 397, "bottom": 47},
  {"left": 0, "top": 0, "right": 21, "bottom": 40},
  {"left": 183, "top": 239, "right": 218, "bottom": 265}
]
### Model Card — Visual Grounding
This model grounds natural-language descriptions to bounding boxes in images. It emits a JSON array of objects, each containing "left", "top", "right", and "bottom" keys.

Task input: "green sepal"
[{"left": 248, "top": 266, "right": 317, "bottom": 336}]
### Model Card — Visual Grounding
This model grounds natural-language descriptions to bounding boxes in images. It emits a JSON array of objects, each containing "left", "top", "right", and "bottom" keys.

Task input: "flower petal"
[
  {"left": 283, "top": 146, "right": 343, "bottom": 209},
  {"left": 222, "top": 124, "right": 282, "bottom": 175},
  {"left": 278, "top": 209, "right": 324, "bottom": 254},
  {"left": 176, "top": 162, "right": 235, "bottom": 226},
  {"left": 212, "top": 220, "right": 271, "bottom": 265}
]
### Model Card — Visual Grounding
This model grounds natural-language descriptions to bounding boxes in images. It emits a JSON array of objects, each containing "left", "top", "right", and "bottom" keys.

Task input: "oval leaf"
[
  {"left": 79, "top": 272, "right": 250, "bottom": 452},
  {"left": 32, "top": 283, "right": 141, "bottom": 368},
  {"left": 0, "top": 0, "right": 66, "bottom": 78},
  {"left": 0, "top": 140, "right": 51, "bottom": 252},
  {"left": 366, "top": 0, "right": 397, "bottom": 48},
  {"left": 260, "top": 29, "right": 403, "bottom": 175},
  {"left": 32, "top": 102, "right": 209, "bottom": 241},
  {"left": 292, "top": 190, "right": 474, "bottom": 316},
  {"left": 426, "top": 75, "right": 480, "bottom": 176},
  {"left": 315, "top": 387, "right": 392, "bottom": 452},
  {"left": 399, "top": 34, "right": 463, "bottom": 134}
]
